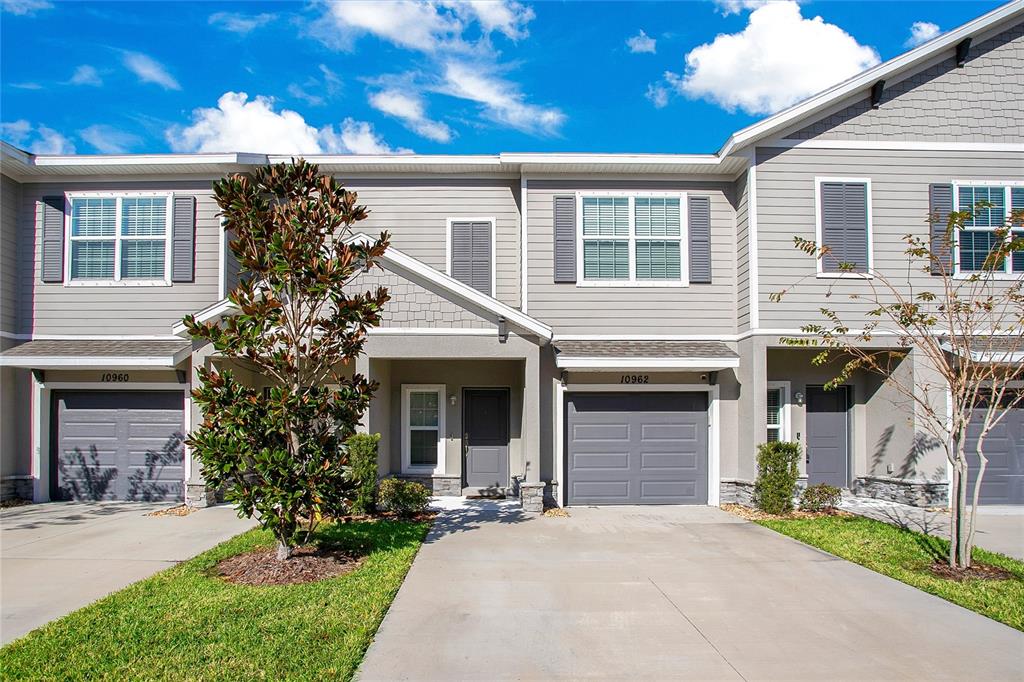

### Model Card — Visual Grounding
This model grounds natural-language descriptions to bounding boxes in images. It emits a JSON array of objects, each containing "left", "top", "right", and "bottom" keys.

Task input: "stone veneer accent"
[
  {"left": 0, "top": 476, "right": 32, "bottom": 502},
  {"left": 185, "top": 482, "right": 223, "bottom": 508},
  {"left": 519, "top": 482, "right": 545, "bottom": 513},
  {"left": 398, "top": 474, "right": 462, "bottom": 497},
  {"left": 719, "top": 479, "right": 756, "bottom": 507},
  {"left": 853, "top": 476, "right": 948, "bottom": 507}
]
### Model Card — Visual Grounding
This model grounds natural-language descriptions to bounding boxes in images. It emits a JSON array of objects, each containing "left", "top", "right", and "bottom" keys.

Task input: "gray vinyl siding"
[
  {"left": 788, "top": 20, "right": 1023, "bottom": 142},
  {"left": 341, "top": 179, "right": 520, "bottom": 309},
  {"left": 527, "top": 179, "right": 736, "bottom": 335},
  {"left": 734, "top": 171, "right": 750, "bottom": 331},
  {"left": 18, "top": 181, "right": 220, "bottom": 336},
  {"left": 755, "top": 146, "right": 1024, "bottom": 328},
  {"left": 1, "top": 175, "right": 22, "bottom": 335}
]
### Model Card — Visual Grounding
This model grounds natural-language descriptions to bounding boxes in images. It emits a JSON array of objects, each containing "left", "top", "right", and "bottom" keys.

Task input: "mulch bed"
[
  {"left": 146, "top": 504, "right": 195, "bottom": 517},
  {"left": 929, "top": 560, "right": 1015, "bottom": 582},
  {"left": 0, "top": 498, "right": 32, "bottom": 509},
  {"left": 216, "top": 545, "right": 365, "bottom": 586},
  {"left": 722, "top": 503, "right": 852, "bottom": 521},
  {"left": 543, "top": 506, "right": 570, "bottom": 517}
]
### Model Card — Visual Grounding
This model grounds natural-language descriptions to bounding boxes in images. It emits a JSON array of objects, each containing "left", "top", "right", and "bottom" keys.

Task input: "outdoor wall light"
[
  {"left": 449, "top": 394, "right": 457, "bottom": 406},
  {"left": 794, "top": 391, "right": 805, "bottom": 406}
]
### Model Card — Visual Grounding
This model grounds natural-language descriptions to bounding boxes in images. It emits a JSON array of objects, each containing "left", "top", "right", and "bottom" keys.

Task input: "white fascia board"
[
  {"left": 172, "top": 298, "right": 235, "bottom": 337},
  {"left": 555, "top": 357, "right": 741, "bottom": 370},
  {"left": 717, "top": 0, "right": 1024, "bottom": 158},
  {"left": 32, "top": 152, "right": 265, "bottom": 167},
  {"left": 270, "top": 154, "right": 502, "bottom": 167},
  {"left": 500, "top": 152, "right": 723, "bottom": 166},
  {"left": 0, "top": 356, "right": 181, "bottom": 369},
  {"left": 938, "top": 342, "right": 1024, "bottom": 364},
  {"left": 348, "top": 233, "right": 553, "bottom": 342}
]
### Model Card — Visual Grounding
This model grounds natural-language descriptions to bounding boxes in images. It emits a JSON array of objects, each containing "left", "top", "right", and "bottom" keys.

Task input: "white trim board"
[
  {"left": 0, "top": 355, "right": 188, "bottom": 369},
  {"left": 555, "top": 357, "right": 740, "bottom": 370},
  {"left": 769, "top": 139, "right": 1024, "bottom": 152},
  {"left": 520, "top": 175, "right": 529, "bottom": 314},
  {"left": 746, "top": 154, "right": 760, "bottom": 328}
]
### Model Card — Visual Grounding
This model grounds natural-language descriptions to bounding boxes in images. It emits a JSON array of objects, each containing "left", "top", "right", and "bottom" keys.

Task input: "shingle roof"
[
  {"left": 1, "top": 340, "right": 190, "bottom": 358},
  {"left": 554, "top": 340, "right": 738, "bottom": 359}
]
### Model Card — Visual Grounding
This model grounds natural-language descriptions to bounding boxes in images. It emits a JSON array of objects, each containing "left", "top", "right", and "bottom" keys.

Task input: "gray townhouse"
[{"left": 1, "top": 1, "right": 1022, "bottom": 510}]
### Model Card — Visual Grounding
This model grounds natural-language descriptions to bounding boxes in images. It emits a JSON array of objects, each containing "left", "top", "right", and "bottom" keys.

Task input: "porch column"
[
  {"left": 355, "top": 353, "right": 370, "bottom": 434},
  {"left": 185, "top": 341, "right": 216, "bottom": 507},
  {"left": 524, "top": 344, "right": 542, "bottom": 484}
]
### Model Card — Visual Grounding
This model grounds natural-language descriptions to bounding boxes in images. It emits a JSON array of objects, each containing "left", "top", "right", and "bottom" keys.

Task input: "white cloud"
[
  {"left": 209, "top": 11, "right": 275, "bottom": 34},
  {"left": 79, "top": 124, "right": 141, "bottom": 154},
  {"left": 667, "top": 1, "right": 879, "bottom": 115},
  {"left": 317, "top": 0, "right": 463, "bottom": 52},
  {"left": 167, "top": 91, "right": 410, "bottom": 155},
  {"left": 123, "top": 51, "right": 181, "bottom": 90},
  {"left": 369, "top": 89, "right": 453, "bottom": 143},
  {"left": 645, "top": 83, "right": 670, "bottom": 108},
  {"left": 440, "top": 61, "right": 564, "bottom": 134},
  {"left": 69, "top": 65, "right": 103, "bottom": 86},
  {"left": 906, "top": 21, "right": 940, "bottom": 48},
  {"left": 0, "top": 0, "right": 52, "bottom": 15},
  {"left": 288, "top": 64, "right": 343, "bottom": 107},
  {"left": 713, "top": 0, "right": 770, "bottom": 16},
  {"left": 11, "top": 82, "right": 42, "bottom": 90},
  {"left": 1, "top": 120, "right": 75, "bottom": 154},
  {"left": 627, "top": 29, "right": 656, "bottom": 54},
  {"left": 446, "top": 0, "right": 534, "bottom": 40}
]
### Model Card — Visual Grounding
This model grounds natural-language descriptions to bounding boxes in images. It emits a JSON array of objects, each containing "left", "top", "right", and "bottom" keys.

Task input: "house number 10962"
[{"left": 619, "top": 374, "right": 649, "bottom": 384}]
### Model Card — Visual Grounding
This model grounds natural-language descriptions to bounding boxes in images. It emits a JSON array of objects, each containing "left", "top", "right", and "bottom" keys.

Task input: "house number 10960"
[
  {"left": 101, "top": 373, "right": 131, "bottom": 382},
  {"left": 619, "top": 374, "right": 649, "bottom": 384}
]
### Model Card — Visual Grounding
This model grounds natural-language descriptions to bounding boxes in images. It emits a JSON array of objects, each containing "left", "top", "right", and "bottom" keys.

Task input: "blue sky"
[{"left": 0, "top": 0, "right": 1005, "bottom": 156}]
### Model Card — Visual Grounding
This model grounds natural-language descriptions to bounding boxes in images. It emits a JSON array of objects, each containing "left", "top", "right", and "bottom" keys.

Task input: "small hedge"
[
  {"left": 377, "top": 478, "right": 431, "bottom": 516},
  {"left": 754, "top": 441, "right": 801, "bottom": 514},
  {"left": 346, "top": 433, "right": 381, "bottom": 515},
  {"left": 799, "top": 483, "right": 842, "bottom": 512}
]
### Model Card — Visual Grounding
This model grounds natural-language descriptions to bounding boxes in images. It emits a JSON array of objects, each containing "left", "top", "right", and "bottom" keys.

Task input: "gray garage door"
[
  {"left": 51, "top": 391, "right": 185, "bottom": 502},
  {"left": 566, "top": 392, "right": 708, "bottom": 505},
  {"left": 966, "top": 404, "right": 1023, "bottom": 505}
]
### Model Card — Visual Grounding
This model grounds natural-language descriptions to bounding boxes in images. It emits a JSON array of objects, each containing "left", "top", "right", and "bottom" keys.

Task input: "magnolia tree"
[
  {"left": 771, "top": 199, "right": 1023, "bottom": 570},
  {"left": 184, "top": 160, "right": 390, "bottom": 560}
]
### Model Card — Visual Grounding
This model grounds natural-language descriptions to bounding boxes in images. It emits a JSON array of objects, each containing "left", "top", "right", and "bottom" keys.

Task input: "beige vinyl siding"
[
  {"left": 1, "top": 175, "right": 22, "bottom": 335},
  {"left": 20, "top": 181, "right": 220, "bottom": 336},
  {"left": 787, "top": 21, "right": 1023, "bottom": 142},
  {"left": 342, "top": 179, "right": 520, "bottom": 309},
  {"left": 755, "top": 146, "right": 1024, "bottom": 328},
  {"left": 734, "top": 171, "right": 750, "bottom": 332},
  {"left": 527, "top": 179, "right": 736, "bottom": 336}
]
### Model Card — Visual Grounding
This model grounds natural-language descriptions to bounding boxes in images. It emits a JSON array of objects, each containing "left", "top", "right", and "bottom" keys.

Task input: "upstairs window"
[
  {"left": 579, "top": 194, "right": 684, "bottom": 285},
  {"left": 816, "top": 178, "right": 871, "bottom": 276},
  {"left": 67, "top": 195, "right": 170, "bottom": 284},
  {"left": 955, "top": 184, "right": 1023, "bottom": 275}
]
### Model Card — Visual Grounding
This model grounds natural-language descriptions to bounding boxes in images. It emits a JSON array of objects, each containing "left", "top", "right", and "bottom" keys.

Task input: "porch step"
[{"left": 462, "top": 486, "right": 508, "bottom": 499}]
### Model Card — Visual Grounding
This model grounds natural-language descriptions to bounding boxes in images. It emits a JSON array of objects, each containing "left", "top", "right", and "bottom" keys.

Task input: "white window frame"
[
  {"left": 766, "top": 381, "right": 791, "bottom": 443},
  {"left": 575, "top": 191, "right": 689, "bottom": 288},
  {"left": 951, "top": 180, "right": 1024, "bottom": 279},
  {"left": 445, "top": 216, "right": 497, "bottom": 296},
  {"left": 401, "top": 384, "right": 446, "bottom": 475},
  {"left": 64, "top": 191, "right": 174, "bottom": 287},
  {"left": 814, "top": 177, "right": 874, "bottom": 279}
]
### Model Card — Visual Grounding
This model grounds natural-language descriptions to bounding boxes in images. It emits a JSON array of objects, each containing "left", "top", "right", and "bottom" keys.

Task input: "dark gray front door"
[
  {"left": 463, "top": 388, "right": 510, "bottom": 490},
  {"left": 566, "top": 392, "right": 708, "bottom": 505},
  {"left": 966, "top": 403, "right": 1023, "bottom": 505},
  {"left": 806, "top": 386, "right": 849, "bottom": 488},
  {"left": 51, "top": 391, "right": 185, "bottom": 502}
]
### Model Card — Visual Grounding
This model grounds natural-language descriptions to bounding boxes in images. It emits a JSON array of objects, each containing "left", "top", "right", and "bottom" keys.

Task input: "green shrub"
[
  {"left": 754, "top": 441, "right": 801, "bottom": 515},
  {"left": 345, "top": 433, "right": 381, "bottom": 515},
  {"left": 377, "top": 478, "right": 431, "bottom": 516},
  {"left": 799, "top": 483, "right": 842, "bottom": 512}
]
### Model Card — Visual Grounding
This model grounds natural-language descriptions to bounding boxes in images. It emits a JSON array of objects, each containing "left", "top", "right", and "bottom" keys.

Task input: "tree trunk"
[
  {"left": 957, "top": 455, "right": 970, "bottom": 569},
  {"left": 276, "top": 539, "right": 293, "bottom": 561},
  {"left": 948, "top": 465, "right": 960, "bottom": 568}
]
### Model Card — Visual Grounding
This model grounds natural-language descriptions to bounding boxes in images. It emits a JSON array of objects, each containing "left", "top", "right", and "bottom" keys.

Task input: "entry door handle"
[{"left": 463, "top": 433, "right": 469, "bottom": 456}]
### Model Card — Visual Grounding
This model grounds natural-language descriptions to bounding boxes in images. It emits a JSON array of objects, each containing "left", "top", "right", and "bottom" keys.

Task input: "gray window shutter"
[
  {"left": 820, "top": 182, "right": 869, "bottom": 273},
  {"left": 928, "top": 184, "right": 954, "bottom": 275},
  {"left": 171, "top": 195, "right": 196, "bottom": 282},
  {"left": 687, "top": 195, "right": 711, "bottom": 284},
  {"left": 40, "top": 196, "right": 65, "bottom": 283},
  {"left": 450, "top": 220, "right": 492, "bottom": 295},
  {"left": 553, "top": 195, "right": 576, "bottom": 283}
]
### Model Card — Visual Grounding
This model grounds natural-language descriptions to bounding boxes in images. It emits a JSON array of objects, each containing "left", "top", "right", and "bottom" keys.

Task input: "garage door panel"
[
  {"left": 567, "top": 392, "right": 708, "bottom": 505},
  {"left": 967, "top": 402, "right": 1023, "bottom": 505},
  {"left": 52, "top": 391, "right": 185, "bottom": 502}
]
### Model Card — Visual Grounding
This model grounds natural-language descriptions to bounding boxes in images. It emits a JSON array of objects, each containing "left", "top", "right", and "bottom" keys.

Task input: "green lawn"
[
  {"left": 756, "top": 515, "right": 1024, "bottom": 631},
  {"left": 0, "top": 518, "right": 429, "bottom": 681}
]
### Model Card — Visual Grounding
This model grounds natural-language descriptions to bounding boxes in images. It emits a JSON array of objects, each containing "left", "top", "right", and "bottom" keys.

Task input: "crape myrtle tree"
[
  {"left": 771, "top": 198, "right": 1023, "bottom": 570},
  {"left": 183, "top": 160, "right": 390, "bottom": 560}
]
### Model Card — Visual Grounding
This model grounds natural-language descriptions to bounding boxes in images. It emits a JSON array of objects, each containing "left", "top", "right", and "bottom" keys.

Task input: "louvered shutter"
[
  {"left": 929, "top": 183, "right": 954, "bottom": 275},
  {"left": 553, "top": 195, "right": 576, "bottom": 283},
  {"left": 687, "top": 195, "right": 711, "bottom": 283},
  {"left": 40, "top": 196, "right": 65, "bottom": 283},
  {"left": 171, "top": 195, "right": 196, "bottom": 282},
  {"left": 450, "top": 221, "right": 492, "bottom": 295},
  {"left": 820, "top": 182, "right": 869, "bottom": 273}
]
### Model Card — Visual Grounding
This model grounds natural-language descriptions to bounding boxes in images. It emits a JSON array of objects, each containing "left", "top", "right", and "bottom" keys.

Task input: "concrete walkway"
[
  {"left": 842, "top": 498, "right": 1024, "bottom": 560},
  {"left": 0, "top": 502, "right": 255, "bottom": 644},
  {"left": 359, "top": 504, "right": 1023, "bottom": 681}
]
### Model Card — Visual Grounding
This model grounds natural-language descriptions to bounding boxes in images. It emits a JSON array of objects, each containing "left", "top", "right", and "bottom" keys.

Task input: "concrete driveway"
[
  {"left": 359, "top": 503, "right": 1024, "bottom": 681},
  {"left": 1, "top": 502, "right": 255, "bottom": 644}
]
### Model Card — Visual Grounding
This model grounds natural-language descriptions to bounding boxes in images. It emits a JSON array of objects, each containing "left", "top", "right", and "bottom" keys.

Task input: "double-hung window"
[
  {"left": 579, "top": 194, "right": 686, "bottom": 285},
  {"left": 766, "top": 383, "right": 789, "bottom": 443},
  {"left": 67, "top": 194, "right": 171, "bottom": 285},
  {"left": 954, "top": 184, "right": 1024, "bottom": 275},
  {"left": 402, "top": 385, "right": 445, "bottom": 474}
]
